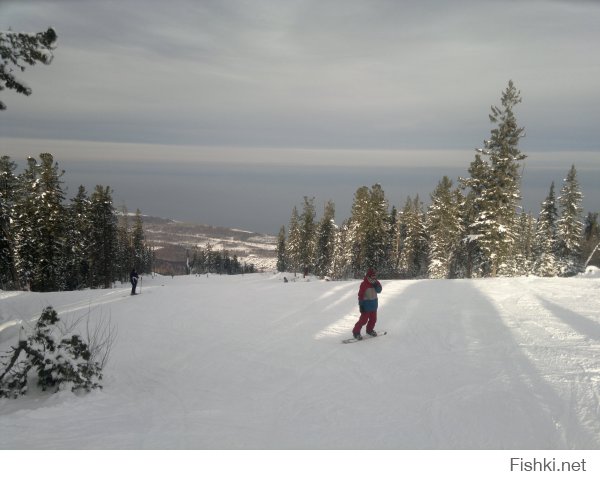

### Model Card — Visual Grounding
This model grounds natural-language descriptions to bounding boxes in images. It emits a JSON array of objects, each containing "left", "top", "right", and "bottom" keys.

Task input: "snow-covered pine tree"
[
  {"left": 286, "top": 206, "right": 301, "bottom": 275},
  {"left": 313, "top": 200, "right": 336, "bottom": 278},
  {"left": 557, "top": 165, "right": 584, "bottom": 276},
  {"left": 204, "top": 242, "right": 215, "bottom": 273},
  {"left": 460, "top": 154, "right": 490, "bottom": 277},
  {"left": 515, "top": 211, "right": 535, "bottom": 276},
  {"left": 276, "top": 226, "right": 287, "bottom": 272},
  {"left": 383, "top": 206, "right": 399, "bottom": 278},
  {"left": 348, "top": 184, "right": 389, "bottom": 276},
  {"left": 330, "top": 220, "right": 352, "bottom": 280},
  {"left": 132, "top": 209, "right": 152, "bottom": 274},
  {"left": 116, "top": 206, "right": 132, "bottom": 282},
  {"left": 0, "top": 155, "right": 20, "bottom": 289},
  {"left": 37, "top": 154, "right": 68, "bottom": 290},
  {"left": 0, "top": 307, "right": 105, "bottom": 397},
  {"left": 190, "top": 247, "right": 207, "bottom": 274},
  {"left": 12, "top": 158, "right": 39, "bottom": 290},
  {"left": 463, "top": 80, "right": 526, "bottom": 276},
  {"left": 114, "top": 208, "right": 153, "bottom": 279},
  {"left": 427, "top": 176, "right": 463, "bottom": 279},
  {"left": 533, "top": 182, "right": 559, "bottom": 276},
  {"left": 299, "top": 196, "right": 316, "bottom": 275},
  {"left": 363, "top": 184, "right": 389, "bottom": 274},
  {"left": 348, "top": 186, "right": 370, "bottom": 275},
  {"left": 63, "top": 185, "right": 92, "bottom": 289},
  {"left": 398, "top": 195, "right": 428, "bottom": 278},
  {"left": 89, "top": 185, "right": 118, "bottom": 288}
]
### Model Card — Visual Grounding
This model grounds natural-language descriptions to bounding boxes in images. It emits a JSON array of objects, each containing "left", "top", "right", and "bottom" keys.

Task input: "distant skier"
[
  {"left": 130, "top": 268, "right": 139, "bottom": 295},
  {"left": 352, "top": 268, "right": 382, "bottom": 340}
]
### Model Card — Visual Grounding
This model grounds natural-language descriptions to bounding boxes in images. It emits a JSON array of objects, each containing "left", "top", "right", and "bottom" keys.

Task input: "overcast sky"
[{"left": 1, "top": 0, "right": 599, "bottom": 232}]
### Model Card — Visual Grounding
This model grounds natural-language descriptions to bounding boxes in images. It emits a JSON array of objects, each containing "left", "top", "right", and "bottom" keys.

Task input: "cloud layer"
[{"left": 3, "top": 0, "right": 600, "bottom": 151}]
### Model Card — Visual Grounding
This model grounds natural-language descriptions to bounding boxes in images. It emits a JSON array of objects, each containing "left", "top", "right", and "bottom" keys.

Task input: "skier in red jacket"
[{"left": 352, "top": 268, "right": 382, "bottom": 340}]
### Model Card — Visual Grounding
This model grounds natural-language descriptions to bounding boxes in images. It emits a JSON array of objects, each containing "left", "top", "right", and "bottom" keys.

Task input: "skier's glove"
[{"left": 359, "top": 303, "right": 365, "bottom": 313}]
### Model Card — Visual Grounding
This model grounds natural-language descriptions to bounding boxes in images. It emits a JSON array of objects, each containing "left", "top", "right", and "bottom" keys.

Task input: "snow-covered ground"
[{"left": 1, "top": 272, "right": 600, "bottom": 475}]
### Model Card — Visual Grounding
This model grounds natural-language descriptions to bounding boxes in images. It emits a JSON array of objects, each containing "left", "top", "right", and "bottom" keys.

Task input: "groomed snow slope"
[{"left": 1, "top": 273, "right": 600, "bottom": 449}]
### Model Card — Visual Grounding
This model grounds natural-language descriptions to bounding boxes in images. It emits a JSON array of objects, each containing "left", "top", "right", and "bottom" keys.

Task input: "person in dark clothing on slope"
[
  {"left": 352, "top": 268, "right": 382, "bottom": 340},
  {"left": 130, "top": 268, "right": 139, "bottom": 295}
]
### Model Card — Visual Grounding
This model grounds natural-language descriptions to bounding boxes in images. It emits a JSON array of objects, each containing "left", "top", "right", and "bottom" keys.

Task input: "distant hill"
[{"left": 140, "top": 215, "right": 277, "bottom": 275}]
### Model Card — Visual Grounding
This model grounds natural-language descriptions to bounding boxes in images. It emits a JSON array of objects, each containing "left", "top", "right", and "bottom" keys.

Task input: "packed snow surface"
[{"left": 1, "top": 273, "right": 600, "bottom": 449}]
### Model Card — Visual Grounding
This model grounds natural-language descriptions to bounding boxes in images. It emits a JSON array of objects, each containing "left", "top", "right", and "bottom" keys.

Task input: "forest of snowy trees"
[
  {"left": 277, "top": 81, "right": 600, "bottom": 280},
  {"left": 0, "top": 153, "right": 153, "bottom": 291},
  {"left": 188, "top": 244, "right": 257, "bottom": 276}
]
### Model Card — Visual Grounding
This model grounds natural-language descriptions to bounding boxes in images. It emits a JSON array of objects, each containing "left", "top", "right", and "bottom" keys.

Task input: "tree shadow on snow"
[
  {"left": 536, "top": 295, "right": 600, "bottom": 342},
  {"left": 376, "top": 279, "right": 596, "bottom": 449}
]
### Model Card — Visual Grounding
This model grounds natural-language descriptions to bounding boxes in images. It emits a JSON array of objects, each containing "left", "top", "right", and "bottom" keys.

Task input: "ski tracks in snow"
[
  {"left": 476, "top": 277, "right": 600, "bottom": 448},
  {"left": 0, "top": 287, "right": 134, "bottom": 343}
]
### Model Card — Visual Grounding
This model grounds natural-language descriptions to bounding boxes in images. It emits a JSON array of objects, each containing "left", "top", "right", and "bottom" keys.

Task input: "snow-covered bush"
[{"left": 0, "top": 307, "right": 115, "bottom": 398}]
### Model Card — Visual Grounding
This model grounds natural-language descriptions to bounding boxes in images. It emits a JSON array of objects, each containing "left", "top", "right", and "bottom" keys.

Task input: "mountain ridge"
[{"left": 140, "top": 215, "right": 277, "bottom": 274}]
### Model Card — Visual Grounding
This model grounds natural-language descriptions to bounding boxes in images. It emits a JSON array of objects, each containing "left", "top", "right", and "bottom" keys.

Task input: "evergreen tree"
[
  {"left": 348, "top": 186, "right": 370, "bottom": 275},
  {"left": 463, "top": 80, "right": 526, "bottom": 276},
  {"left": 314, "top": 200, "right": 336, "bottom": 277},
  {"left": 286, "top": 207, "right": 301, "bottom": 275},
  {"left": 364, "top": 184, "right": 389, "bottom": 274},
  {"left": 427, "top": 177, "right": 463, "bottom": 279},
  {"left": 276, "top": 226, "right": 287, "bottom": 272},
  {"left": 515, "top": 211, "right": 535, "bottom": 276},
  {"left": 37, "top": 154, "right": 67, "bottom": 290},
  {"left": 12, "top": 157, "right": 40, "bottom": 289},
  {"left": 132, "top": 209, "right": 152, "bottom": 273},
  {"left": 299, "top": 196, "right": 316, "bottom": 275},
  {"left": 89, "top": 186, "right": 118, "bottom": 288},
  {"left": 330, "top": 220, "right": 352, "bottom": 280},
  {"left": 205, "top": 243, "right": 214, "bottom": 273},
  {"left": 0, "top": 27, "right": 57, "bottom": 110},
  {"left": 557, "top": 165, "right": 584, "bottom": 275},
  {"left": 63, "top": 185, "right": 92, "bottom": 289},
  {"left": 116, "top": 207, "right": 132, "bottom": 282},
  {"left": 398, "top": 196, "right": 428, "bottom": 278},
  {"left": 460, "top": 155, "right": 489, "bottom": 277},
  {"left": 533, "top": 182, "right": 559, "bottom": 276},
  {"left": 348, "top": 184, "right": 389, "bottom": 276},
  {"left": 0, "top": 156, "right": 19, "bottom": 288},
  {"left": 131, "top": 209, "right": 147, "bottom": 273},
  {"left": 384, "top": 206, "right": 399, "bottom": 278}
]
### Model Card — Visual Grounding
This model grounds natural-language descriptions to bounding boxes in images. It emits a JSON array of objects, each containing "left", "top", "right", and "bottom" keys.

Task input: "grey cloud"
[{"left": 2, "top": 0, "right": 600, "bottom": 151}]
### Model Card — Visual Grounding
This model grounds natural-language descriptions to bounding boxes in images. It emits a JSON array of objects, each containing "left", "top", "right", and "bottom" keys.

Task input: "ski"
[{"left": 342, "top": 331, "right": 387, "bottom": 344}]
